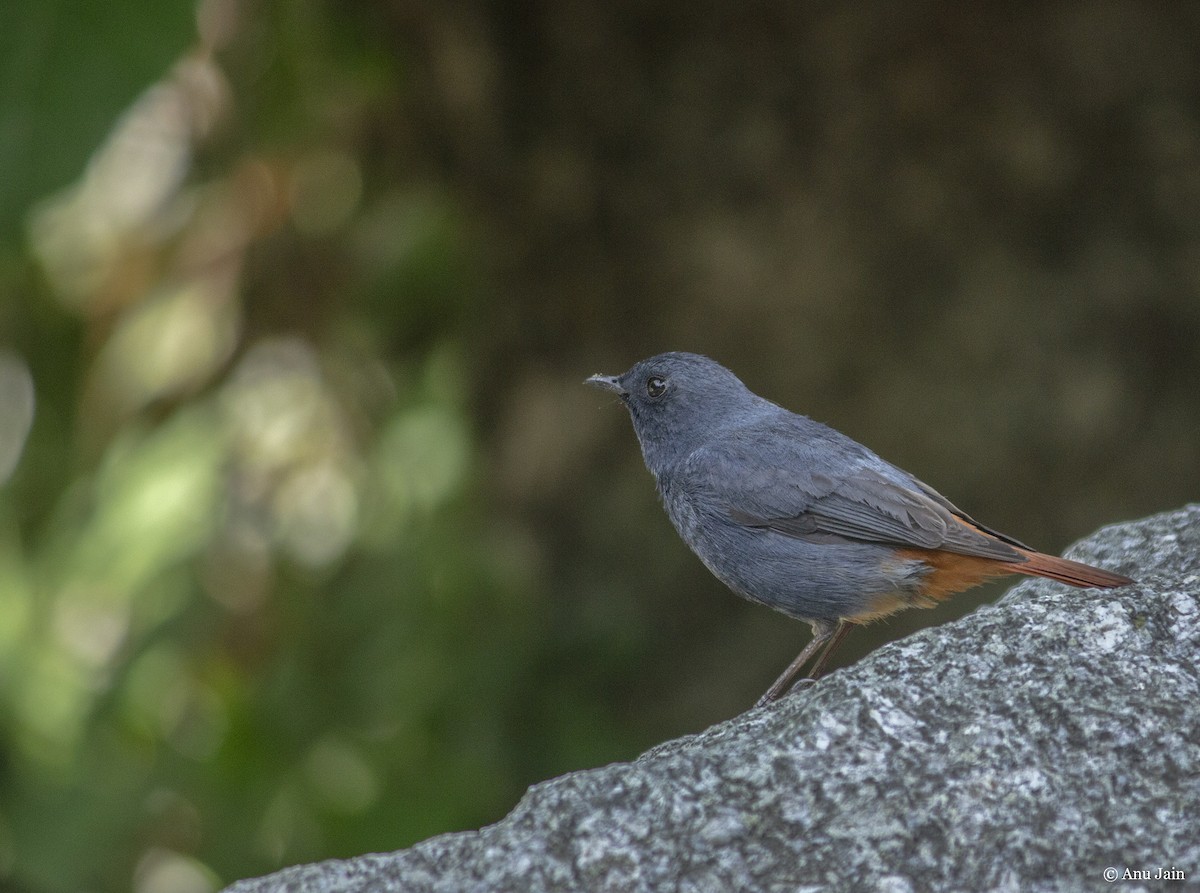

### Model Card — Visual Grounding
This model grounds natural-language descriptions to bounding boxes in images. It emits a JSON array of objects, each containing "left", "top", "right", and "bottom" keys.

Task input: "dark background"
[{"left": 1, "top": 1, "right": 1196, "bottom": 890}]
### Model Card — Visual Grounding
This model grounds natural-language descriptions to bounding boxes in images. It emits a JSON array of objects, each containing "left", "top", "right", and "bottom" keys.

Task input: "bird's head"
[{"left": 586, "top": 352, "right": 762, "bottom": 473}]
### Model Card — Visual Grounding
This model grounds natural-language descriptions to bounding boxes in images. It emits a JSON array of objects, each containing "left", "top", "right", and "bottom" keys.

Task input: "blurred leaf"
[{"left": 0, "top": 1, "right": 195, "bottom": 237}]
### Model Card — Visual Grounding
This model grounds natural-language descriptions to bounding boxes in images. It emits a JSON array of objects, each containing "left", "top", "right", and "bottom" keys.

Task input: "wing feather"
[{"left": 688, "top": 422, "right": 1022, "bottom": 563}]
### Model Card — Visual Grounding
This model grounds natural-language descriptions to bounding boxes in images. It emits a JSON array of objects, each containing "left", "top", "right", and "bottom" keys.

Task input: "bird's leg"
[
  {"left": 755, "top": 620, "right": 835, "bottom": 707},
  {"left": 804, "top": 619, "right": 852, "bottom": 681}
]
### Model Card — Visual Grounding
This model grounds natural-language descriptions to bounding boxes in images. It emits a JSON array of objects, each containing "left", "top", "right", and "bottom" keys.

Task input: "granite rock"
[{"left": 225, "top": 505, "right": 1200, "bottom": 893}]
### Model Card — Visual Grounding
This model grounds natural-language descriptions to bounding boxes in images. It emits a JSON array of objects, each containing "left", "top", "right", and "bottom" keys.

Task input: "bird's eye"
[{"left": 646, "top": 376, "right": 667, "bottom": 399}]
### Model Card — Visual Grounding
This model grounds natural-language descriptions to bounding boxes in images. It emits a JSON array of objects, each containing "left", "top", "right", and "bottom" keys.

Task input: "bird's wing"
[{"left": 689, "top": 423, "right": 1023, "bottom": 562}]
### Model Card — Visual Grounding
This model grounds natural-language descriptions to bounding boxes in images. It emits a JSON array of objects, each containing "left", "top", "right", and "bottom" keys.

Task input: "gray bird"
[{"left": 586, "top": 352, "right": 1132, "bottom": 706}]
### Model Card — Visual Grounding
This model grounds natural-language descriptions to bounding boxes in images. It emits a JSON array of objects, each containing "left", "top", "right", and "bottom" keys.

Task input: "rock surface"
[{"left": 225, "top": 506, "right": 1200, "bottom": 893}]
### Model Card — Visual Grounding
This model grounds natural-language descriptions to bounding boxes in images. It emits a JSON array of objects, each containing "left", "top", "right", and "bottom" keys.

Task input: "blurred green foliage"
[
  {"left": 0, "top": 2, "right": 197, "bottom": 239},
  {"left": 0, "top": 2, "right": 627, "bottom": 891},
  {"left": 3, "top": 1, "right": 1200, "bottom": 891}
]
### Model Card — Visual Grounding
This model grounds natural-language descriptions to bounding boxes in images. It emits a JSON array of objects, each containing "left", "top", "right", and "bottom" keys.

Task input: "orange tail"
[{"left": 1014, "top": 549, "right": 1133, "bottom": 588}]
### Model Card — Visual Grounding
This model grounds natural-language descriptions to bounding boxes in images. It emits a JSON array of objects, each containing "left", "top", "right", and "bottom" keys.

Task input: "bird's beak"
[{"left": 585, "top": 373, "right": 628, "bottom": 398}]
